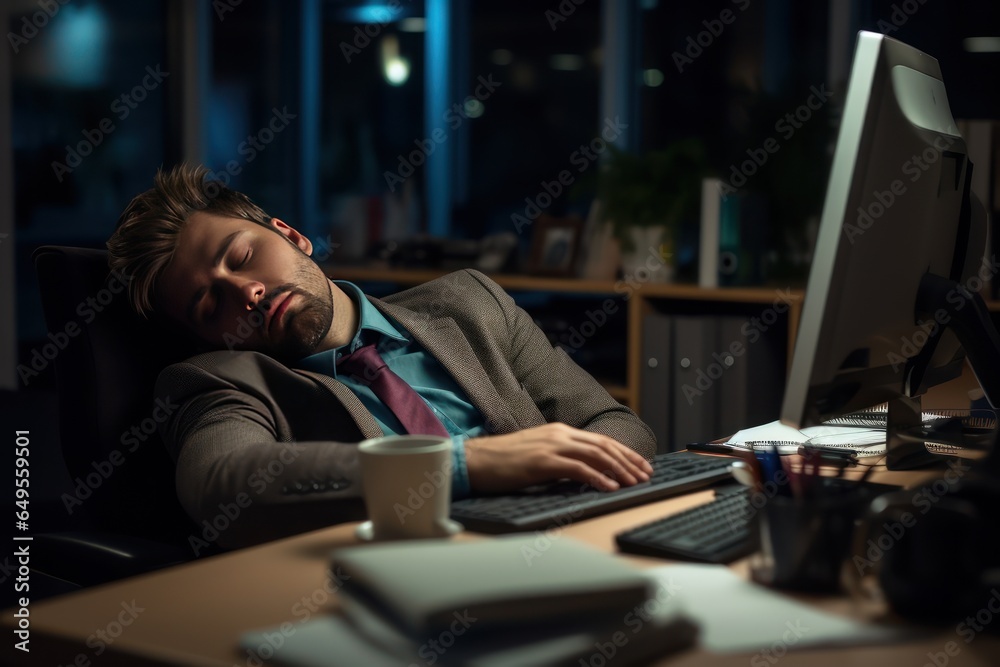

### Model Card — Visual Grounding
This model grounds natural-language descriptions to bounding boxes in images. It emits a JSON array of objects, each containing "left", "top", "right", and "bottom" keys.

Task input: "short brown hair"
[{"left": 107, "top": 164, "right": 272, "bottom": 318}]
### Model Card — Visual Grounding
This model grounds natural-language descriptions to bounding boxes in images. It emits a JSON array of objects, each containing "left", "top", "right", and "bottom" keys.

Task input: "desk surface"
[{"left": 8, "top": 469, "right": 1000, "bottom": 667}]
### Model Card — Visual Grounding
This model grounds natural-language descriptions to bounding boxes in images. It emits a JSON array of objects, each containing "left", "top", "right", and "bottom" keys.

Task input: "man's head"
[{"left": 107, "top": 164, "right": 345, "bottom": 361}]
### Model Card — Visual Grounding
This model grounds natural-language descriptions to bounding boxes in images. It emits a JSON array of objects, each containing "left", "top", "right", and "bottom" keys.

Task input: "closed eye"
[{"left": 228, "top": 246, "right": 252, "bottom": 271}]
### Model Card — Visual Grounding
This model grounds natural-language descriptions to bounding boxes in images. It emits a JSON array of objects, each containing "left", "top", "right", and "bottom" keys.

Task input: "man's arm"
[
  {"left": 157, "top": 354, "right": 369, "bottom": 549},
  {"left": 455, "top": 270, "right": 657, "bottom": 491}
]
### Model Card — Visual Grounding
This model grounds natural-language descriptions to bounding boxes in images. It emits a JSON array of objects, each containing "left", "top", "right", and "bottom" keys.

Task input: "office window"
[
  {"left": 11, "top": 0, "right": 167, "bottom": 344},
  {"left": 208, "top": 0, "right": 303, "bottom": 226},
  {"left": 637, "top": 1, "right": 832, "bottom": 280},
  {"left": 460, "top": 0, "right": 601, "bottom": 241},
  {"left": 319, "top": 2, "right": 427, "bottom": 260}
]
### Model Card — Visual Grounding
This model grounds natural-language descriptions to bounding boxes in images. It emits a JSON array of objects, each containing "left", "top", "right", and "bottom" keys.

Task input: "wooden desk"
[{"left": 7, "top": 470, "right": 999, "bottom": 667}]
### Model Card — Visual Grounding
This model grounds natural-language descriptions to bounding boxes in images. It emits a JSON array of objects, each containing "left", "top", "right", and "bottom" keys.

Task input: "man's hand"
[{"left": 464, "top": 423, "right": 654, "bottom": 494}]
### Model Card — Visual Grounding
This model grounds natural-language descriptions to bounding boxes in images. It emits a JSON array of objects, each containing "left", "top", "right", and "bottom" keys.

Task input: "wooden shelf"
[
  {"left": 328, "top": 264, "right": 805, "bottom": 304},
  {"left": 325, "top": 264, "right": 806, "bottom": 415}
]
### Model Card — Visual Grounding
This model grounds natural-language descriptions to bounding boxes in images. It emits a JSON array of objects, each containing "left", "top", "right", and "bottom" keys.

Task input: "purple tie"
[{"left": 336, "top": 344, "right": 450, "bottom": 437}]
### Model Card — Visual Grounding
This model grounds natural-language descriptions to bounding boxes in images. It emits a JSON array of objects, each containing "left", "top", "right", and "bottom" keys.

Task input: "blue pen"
[{"left": 753, "top": 444, "right": 790, "bottom": 497}]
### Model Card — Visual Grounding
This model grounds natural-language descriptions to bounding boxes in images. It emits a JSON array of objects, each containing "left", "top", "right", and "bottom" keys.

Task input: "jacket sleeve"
[
  {"left": 156, "top": 355, "right": 368, "bottom": 550},
  {"left": 463, "top": 270, "right": 657, "bottom": 459}
]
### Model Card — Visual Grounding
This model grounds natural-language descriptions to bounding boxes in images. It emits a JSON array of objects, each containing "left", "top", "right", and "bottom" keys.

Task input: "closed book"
[
  {"left": 239, "top": 603, "right": 698, "bottom": 667},
  {"left": 328, "top": 535, "right": 653, "bottom": 638}
]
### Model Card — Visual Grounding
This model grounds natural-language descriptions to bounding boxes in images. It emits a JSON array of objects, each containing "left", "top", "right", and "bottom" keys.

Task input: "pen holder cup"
[{"left": 751, "top": 485, "right": 871, "bottom": 593}]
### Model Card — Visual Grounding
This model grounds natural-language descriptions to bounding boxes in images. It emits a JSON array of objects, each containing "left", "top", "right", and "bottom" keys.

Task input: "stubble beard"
[{"left": 259, "top": 255, "right": 334, "bottom": 362}]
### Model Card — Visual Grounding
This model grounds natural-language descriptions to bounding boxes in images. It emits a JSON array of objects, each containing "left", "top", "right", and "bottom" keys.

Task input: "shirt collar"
[{"left": 296, "top": 281, "right": 407, "bottom": 375}]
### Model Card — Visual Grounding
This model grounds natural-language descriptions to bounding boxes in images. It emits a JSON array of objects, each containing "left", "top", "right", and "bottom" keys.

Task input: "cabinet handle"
[
  {"left": 647, "top": 358, "right": 658, "bottom": 369},
  {"left": 679, "top": 357, "right": 691, "bottom": 369}
]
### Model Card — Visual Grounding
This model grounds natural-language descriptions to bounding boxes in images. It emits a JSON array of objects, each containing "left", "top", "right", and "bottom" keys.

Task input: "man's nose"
[{"left": 230, "top": 278, "right": 265, "bottom": 312}]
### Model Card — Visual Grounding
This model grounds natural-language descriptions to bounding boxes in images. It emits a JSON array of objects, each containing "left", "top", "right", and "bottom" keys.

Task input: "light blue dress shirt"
[{"left": 297, "top": 282, "right": 485, "bottom": 498}]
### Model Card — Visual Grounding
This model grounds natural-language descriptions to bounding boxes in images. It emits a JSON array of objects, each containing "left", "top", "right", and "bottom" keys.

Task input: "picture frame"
[{"left": 526, "top": 214, "right": 583, "bottom": 277}]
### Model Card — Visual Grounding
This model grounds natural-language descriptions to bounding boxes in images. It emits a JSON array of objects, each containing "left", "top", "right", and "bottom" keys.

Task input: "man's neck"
[{"left": 319, "top": 280, "right": 359, "bottom": 352}]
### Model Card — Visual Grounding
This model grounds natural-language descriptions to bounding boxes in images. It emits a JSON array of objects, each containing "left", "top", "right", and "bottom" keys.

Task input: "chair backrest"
[{"left": 33, "top": 245, "right": 198, "bottom": 541}]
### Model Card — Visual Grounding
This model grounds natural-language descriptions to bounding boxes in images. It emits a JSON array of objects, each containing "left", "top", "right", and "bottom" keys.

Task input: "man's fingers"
[
  {"left": 563, "top": 430, "right": 651, "bottom": 484},
  {"left": 553, "top": 458, "right": 621, "bottom": 491},
  {"left": 548, "top": 442, "right": 641, "bottom": 488}
]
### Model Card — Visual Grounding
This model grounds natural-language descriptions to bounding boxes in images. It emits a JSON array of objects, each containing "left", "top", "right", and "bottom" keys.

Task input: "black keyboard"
[
  {"left": 450, "top": 451, "right": 734, "bottom": 533},
  {"left": 614, "top": 487, "right": 758, "bottom": 563}
]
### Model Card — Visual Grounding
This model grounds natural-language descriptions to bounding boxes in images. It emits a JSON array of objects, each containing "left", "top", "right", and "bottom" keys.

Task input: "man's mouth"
[{"left": 266, "top": 292, "right": 294, "bottom": 337}]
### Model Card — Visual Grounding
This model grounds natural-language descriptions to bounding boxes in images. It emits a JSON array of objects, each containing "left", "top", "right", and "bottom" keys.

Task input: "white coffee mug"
[{"left": 357, "top": 435, "right": 463, "bottom": 541}]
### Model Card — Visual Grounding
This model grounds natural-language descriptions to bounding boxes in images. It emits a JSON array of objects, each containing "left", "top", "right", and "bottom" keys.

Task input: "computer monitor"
[{"left": 780, "top": 30, "right": 1000, "bottom": 470}]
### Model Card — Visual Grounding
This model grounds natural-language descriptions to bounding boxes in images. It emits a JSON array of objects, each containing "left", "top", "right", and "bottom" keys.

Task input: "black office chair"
[{"left": 31, "top": 245, "right": 209, "bottom": 590}]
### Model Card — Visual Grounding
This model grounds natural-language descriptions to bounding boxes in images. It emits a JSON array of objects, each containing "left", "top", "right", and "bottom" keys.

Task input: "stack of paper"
[{"left": 725, "top": 420, "right": 888, "bottom": 455}]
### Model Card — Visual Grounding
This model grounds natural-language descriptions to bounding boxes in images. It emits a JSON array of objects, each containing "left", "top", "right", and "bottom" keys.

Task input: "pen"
[
  {"left": 686, "top": 442, "right": 739, "bottom": 456},
  {"left": 754, "top": 445, "right": 791, "bottom": 497}
]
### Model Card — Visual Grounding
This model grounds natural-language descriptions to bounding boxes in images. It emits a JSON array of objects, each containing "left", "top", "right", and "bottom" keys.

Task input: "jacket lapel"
[
  {"left": 372, "top": 299, "right": 520, "bottom": 435},
  {"left": 298, "top": 370, "right": 385, "bottom": 440}
]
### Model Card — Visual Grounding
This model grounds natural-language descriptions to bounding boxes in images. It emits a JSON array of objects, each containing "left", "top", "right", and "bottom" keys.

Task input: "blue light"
[
  {"left": 49, "top": 4, "right": 109, "bottom": 87},
  {"left": 338, "top": 4, "right": 405, "bottom": 25}
]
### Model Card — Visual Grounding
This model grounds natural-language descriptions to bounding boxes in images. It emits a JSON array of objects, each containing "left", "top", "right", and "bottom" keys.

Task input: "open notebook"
[{"left": 725, "top": 407, "right": 990, "bottom": 456}]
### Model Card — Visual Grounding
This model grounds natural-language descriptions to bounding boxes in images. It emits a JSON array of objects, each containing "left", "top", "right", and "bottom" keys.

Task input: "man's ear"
[{"left": 270, "top": 218, "right": 313, "bottom": 255}]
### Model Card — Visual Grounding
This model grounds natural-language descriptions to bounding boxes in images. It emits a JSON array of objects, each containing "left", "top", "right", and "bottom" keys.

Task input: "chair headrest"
[{"left": 32, "top": 245, "right": 197, "bottom": 537}]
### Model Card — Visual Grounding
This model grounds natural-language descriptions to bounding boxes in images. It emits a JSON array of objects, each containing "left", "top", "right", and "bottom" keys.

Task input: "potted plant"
[{"left": 596, "top": 139, "right": 710, "bottom": 281}]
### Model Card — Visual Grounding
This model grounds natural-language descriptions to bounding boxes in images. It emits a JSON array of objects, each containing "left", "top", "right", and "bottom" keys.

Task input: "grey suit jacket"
[{"left": 156, "top": 269, "right": 656, "bottom": 548}]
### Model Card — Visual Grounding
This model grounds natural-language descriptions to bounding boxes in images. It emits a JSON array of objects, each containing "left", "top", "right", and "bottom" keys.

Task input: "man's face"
[{"left": 158, "top": 211, "right": 335, "bottom": 361}]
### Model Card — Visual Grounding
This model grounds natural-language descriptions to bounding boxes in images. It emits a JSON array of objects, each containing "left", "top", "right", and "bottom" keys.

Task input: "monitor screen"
[{"left": 780, "top": 30, "right": 998, "bottom": 469}]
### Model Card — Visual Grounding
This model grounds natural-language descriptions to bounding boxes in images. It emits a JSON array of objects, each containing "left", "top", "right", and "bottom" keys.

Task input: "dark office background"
[
  {"left": 1, "top": 0, "right": 998, "bottom": 477},
  {"left": 5, "top": 0, "right": 1000, "bottom": 377}
]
